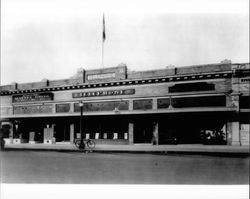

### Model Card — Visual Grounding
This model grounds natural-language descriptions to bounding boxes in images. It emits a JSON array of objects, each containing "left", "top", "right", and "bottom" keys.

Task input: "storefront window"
[{"left": 81, "top": 117, "right": 128, "bottom": 140}]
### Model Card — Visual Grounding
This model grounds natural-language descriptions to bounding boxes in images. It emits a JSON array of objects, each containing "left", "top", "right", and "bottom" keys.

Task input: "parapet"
[{"left": 1, "top": 62, "right": 248, "bottom": 92}]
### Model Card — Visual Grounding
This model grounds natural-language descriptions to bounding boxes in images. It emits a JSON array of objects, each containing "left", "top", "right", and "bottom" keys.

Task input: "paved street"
[{"left": 0, "top": 151, "right": 249, "bottom": 184}]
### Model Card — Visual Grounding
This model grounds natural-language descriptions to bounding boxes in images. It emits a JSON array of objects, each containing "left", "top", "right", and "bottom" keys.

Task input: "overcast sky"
[{"left": 1, "top": 0, "right": 249, "bottom": 85}]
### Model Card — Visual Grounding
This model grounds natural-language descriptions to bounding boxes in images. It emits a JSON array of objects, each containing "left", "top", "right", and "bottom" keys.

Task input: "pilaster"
[
  {"left": 128, "top": 122, "right": 134, "bottom": 144},
  {"left": 70, "top": 123, "right": 74, "bottom": 144}
]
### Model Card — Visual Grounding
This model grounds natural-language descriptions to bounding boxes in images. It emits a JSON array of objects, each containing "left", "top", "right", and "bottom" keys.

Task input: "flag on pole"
[{"left": 103, "top": 14, "right": 106, "bottom": 42}]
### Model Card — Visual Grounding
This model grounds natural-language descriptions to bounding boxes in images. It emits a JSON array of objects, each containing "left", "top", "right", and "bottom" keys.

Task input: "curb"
[{"left": 2, "top": 147, "right": 249, "bottom": 157}]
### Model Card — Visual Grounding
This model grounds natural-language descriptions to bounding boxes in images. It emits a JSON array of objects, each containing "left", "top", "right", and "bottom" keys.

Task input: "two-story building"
[{"left": 0, "top": 62, "right": 249, "bottom": 146}]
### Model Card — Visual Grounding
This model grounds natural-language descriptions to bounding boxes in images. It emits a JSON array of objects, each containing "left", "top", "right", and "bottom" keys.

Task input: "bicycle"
[{"left": 74, "top": 139, "right": 95, "bottom": 150}]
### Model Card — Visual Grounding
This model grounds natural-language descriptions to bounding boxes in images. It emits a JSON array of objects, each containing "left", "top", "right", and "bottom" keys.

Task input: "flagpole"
[
  {"left": 102, "top": 13, "right": 105, "bottom": 68},
  {"left": 102, "top": 36, "right": 104, "bottom": 68}
]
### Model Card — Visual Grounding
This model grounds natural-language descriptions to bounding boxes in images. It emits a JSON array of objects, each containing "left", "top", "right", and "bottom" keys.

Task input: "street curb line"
[{"left": 2, "top": 148, "right": 249, "bottom": 157}]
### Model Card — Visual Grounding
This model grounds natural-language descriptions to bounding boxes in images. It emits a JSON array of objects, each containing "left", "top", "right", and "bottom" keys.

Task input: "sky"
[{"left": 1, "top": 0, "right": 249, "bottom": 85}]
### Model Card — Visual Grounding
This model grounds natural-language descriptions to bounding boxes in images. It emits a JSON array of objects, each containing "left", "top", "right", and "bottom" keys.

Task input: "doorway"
[
  {"left": 134, "top": 119, "right": 153, "bottom": 144},
  {"left": 54, "top": 122, "right": 70, "bottom": 142}
]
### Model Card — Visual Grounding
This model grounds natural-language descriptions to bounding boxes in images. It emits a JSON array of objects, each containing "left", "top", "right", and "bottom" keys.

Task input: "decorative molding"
[{"left": 0, "top": 71, "right": 234, "bottom": 96}]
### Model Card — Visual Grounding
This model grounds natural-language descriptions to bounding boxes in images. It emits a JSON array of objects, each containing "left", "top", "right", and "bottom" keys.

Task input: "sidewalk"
[{"left": 3, "top": 143, "right": 250, "bottom": 155}]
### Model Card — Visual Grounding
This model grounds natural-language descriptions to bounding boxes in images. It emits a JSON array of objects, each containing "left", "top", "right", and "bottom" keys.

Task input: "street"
[{"left": 0, "top": 151, "right": 249, "bottom": 184}]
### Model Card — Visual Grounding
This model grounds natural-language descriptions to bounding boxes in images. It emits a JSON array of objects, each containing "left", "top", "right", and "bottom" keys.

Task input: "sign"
[
  {"left": 240, "top": 77, "right": 250, "bottom": 83},
  {"left": 72, "top": 89, "right": 135, "bottom": 98},
  {"left": 87, "top": 73, "right": 115, "bottom": 80},
  {"left": 12, "top": 92, "right": 53, "bottom": 103}
]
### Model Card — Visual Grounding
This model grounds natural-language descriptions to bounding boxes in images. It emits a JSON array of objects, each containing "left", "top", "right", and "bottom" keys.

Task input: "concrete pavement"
[
  {"left": 3, "top": 143, "right": 250, "bottom": 155},
  {"left": 2, "top": 150, "right": 249, "bottom": 184}
]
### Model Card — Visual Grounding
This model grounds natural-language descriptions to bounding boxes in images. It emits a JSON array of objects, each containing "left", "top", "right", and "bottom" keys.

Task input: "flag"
[{"left": 103, "top": 14, "right": 106, "bottom": 42}]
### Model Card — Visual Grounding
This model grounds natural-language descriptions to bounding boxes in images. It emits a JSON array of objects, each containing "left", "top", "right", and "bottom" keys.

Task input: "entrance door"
[
  {"left": 55, "top": 123, "right": 70, "bottom": 142},
  {"left": 134, "top": 120, "right": 153, "bottom": 143}
]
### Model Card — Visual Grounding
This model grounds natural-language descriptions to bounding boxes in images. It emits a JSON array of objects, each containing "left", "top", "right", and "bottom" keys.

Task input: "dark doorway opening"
[
  {"left": 54, "top": 119, "right": 70, "bottom": 142},
  {"left": 134, "top": 118, "right": 153, "bottom": 144}
]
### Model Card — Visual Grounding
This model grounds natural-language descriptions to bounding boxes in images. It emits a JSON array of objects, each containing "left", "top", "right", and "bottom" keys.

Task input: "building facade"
[{"left": 0, "top": 63, "right": 249, "bottom": 146}]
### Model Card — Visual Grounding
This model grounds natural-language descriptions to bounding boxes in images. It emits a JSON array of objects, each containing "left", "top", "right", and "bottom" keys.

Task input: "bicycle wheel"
[
  {"left": 74, "top": 140, "right": 81, "bottom": 149},
  {"left": 86, "top": 139, "right": 95, "bottom": 149}
]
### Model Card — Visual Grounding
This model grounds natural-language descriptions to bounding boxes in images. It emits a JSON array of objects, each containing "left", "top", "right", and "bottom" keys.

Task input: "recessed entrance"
[
  {"left": 54, "top": 122, "right": 70, "bottom": 142},
  {"left": 134, "top": 119, "right": 153, "bottom": 144}
]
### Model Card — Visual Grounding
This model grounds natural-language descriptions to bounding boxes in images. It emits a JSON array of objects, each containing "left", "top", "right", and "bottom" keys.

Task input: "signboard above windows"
[
  {"left": 72, "top": 89, "right": 135, "bottom": 98},
  {"left": 12, "top": 92, "right": 53, "bottom": 103}
]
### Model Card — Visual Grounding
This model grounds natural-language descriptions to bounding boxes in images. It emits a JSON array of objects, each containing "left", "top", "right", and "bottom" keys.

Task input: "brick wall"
[
  {"left": 176, "top": 64, "right": 231, "bottom": 75},
  {"left": 127, "top": 68, "right": 175, "bottom": 79}
]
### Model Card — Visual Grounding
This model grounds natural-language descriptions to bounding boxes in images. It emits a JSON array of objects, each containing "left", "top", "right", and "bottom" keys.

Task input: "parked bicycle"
[{"left": 74, "top": 139, "right": 95, "bottom": 150}]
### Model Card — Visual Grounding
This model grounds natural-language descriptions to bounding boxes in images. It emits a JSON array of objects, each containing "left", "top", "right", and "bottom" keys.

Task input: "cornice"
[{"left": 0, "top": 71, "right": 233, "bottom": 96}]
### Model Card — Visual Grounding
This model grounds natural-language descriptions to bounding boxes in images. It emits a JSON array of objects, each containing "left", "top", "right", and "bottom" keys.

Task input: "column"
[
  {"left": 128, "top": 100, "right": 133, "bottom": 111},
  {"left": 52, "top": 124, "right": 56, "bottom": 144},
  {"left": 231, "top": 121, "right": 240, "bottom": 146},
  {"left": 70, "top": 123, "right": 74, "bottom": 144},
  {"left": 152, "top": 98, "right": 158, "bottom": 110},
  {"left": 128, "top": 122, "right": 134, "bottom": 145},
  {"left": 9, "top": 122, "right": 14, "bottom": 144},
  {"left": 226, "top": 121, "right": 240, "bottom": 146},
  {"left": 52, "top": 104, "right": 56, "bottom": 114},
  {"left": 226, "top": 93, "right": 241, "bottom": 146},
  {"left": 69, "top": 103, "right": 74, "bottom": 112},
  {"left": 43, "top": 124, "right": 53, "bottom": 144}
]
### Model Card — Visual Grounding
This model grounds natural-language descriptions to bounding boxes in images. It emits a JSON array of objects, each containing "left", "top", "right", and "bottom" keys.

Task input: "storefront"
[{"left": 1, "top": 63, "right": 249, "bottom": 146}]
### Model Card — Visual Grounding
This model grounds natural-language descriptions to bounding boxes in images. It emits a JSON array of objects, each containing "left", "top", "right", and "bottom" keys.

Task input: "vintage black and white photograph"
[{"left": 0, "top": 0, "right": 249, "bottom": 198}]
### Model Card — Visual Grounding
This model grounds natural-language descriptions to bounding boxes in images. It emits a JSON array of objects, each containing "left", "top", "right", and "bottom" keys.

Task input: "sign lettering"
[
  {"left": 72, "top": 89, "right": 135, "bottom": 98},
  {"left": 87, "top": 73, "right": 115, "bottom": 80},
  {"left": 12, "top": 93, "right": 53, "bottom": 103}
]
